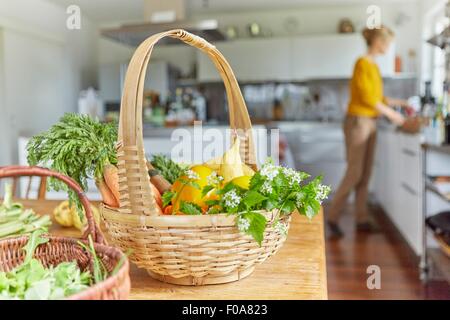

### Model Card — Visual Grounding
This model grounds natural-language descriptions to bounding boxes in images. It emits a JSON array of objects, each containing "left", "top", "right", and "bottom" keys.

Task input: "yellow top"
[{"left": 347, "top": 57, "right": 386, "bottom": 118}]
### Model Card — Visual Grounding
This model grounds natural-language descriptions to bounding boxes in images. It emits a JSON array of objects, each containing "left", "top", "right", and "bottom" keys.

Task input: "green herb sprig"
[
  {"left": 26, "top": 113, "right": 118, "bottom": 212},
  {"left": 150, "top": 154, "right": 187, "bottom": 184},
  {"left": 194, "top": 159, "right": 331, "bottom": 245}
]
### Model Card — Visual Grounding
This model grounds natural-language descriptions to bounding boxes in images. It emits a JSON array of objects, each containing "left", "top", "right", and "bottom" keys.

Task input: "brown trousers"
[{"left": 328, "top": 115, "right": 377, "bottom": 224}]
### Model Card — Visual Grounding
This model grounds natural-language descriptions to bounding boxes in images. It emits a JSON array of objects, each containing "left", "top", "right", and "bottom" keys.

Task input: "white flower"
[
  {"left": 237, "top": 216, "right": 250, "bottom": 232},
  {"left": 206, "top": 172, "right": 223, "bottom": 186},
  {"left": 315, "top": 184, "right": 331, "bottom": 204},
  {"left": 260, "top": 162, "right": 279, "bottom": 181},
  {"left": 282, "top": 167, "right": 303, "bottom": 186},
  {"left": 261, "top": 181, "right": 273, "bottom": 195},
  {"left": 295, "top": 192, "right": 304, "bottom": 208},
  {"left": 275, "top": 221, "right": 288, "bottom": 237},
  {"left": 186, "top": 169, "right": 200, "bottom": 180},
  {"left": 223, "top": 189, "right": 241, "bottom": 208}
]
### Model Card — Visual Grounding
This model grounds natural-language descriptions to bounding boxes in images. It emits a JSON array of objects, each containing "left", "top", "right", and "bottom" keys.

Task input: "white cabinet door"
[
  {"left": 375, "top": 130, "right": 423, "bottom": 255},
  {"left": 291, "top": 34, "right": 395, "bottom": 80},
  {"left": 291, "top": 34, "right": 364, "bottom": 80},
  {"left": 197, "top": 38, "right": 292, "bottom": 82}
]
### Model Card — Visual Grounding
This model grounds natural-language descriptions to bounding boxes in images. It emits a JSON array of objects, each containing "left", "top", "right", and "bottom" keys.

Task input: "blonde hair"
[{"left": 362, "top": 25, "right": 394, "bottom": 46}]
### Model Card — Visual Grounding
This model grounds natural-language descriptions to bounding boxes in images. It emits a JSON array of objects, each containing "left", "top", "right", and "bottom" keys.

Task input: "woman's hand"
[
  {"left": 389, "top": 111, "right": 406, "bottom": 126},
  {"left": 375, "top": 102, "right": 405, "bottom": 126}
]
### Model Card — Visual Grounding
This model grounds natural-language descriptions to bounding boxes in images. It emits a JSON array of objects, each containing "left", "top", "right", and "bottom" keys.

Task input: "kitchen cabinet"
[
  {"left": 374, "top": 129, "right": 450, "bottom": 256},
  {"left": 197, "top": 38, "right": 291, "bottom": 82},
  {"left": 197, "top": 34, "right": 395, "bottom": 82},
  {"left": 291, "top": 34, "right": 362, "bottom": 80},
  {"left": 373, "top": 129, "right": 423, "bottom": 255},
  {"left": 291, "top": 34, "right": 395, "bottom": 80}
]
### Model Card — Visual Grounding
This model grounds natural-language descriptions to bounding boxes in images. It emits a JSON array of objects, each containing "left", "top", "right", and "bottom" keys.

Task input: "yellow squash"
[
  {"left": 53, "top": 200, "right": 100, "bottom": 231},
  {"left": 171, "top": 165, "right": 213, "bottom": 213}
]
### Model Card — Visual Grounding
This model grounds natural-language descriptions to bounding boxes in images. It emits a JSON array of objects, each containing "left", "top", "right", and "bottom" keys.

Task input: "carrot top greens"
[{"left": 27, "top": 113, "right": 118, "bottom": 212}]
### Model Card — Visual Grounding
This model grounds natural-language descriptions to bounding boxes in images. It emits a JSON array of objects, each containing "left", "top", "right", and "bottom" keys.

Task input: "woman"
[{"left": 328, "top": 25, "right": 409, "bottom": 238}]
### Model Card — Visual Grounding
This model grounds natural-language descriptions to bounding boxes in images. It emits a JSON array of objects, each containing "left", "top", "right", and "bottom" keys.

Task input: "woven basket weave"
[
  {"left": 100, "top": 29, "right": 291, "bottom": 286},
  {"left": 0, "top": 166, "right": 130, "bottom": 299}
]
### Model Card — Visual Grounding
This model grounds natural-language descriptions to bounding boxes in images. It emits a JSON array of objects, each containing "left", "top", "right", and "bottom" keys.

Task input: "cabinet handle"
[
  {"left": 401, "top": 182, "right": 417, "bottom": 196},
  {"left": 402, "top": 148, "right": 417, "bottom": 157}
]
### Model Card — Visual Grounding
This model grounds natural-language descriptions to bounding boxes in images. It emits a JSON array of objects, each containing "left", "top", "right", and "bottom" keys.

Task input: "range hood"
[
  {"left": 100, "top": 0, "right": 225, "bottom": 46},
  {"left": 101, "top": 19, "right": 225, "bottom": 46}
]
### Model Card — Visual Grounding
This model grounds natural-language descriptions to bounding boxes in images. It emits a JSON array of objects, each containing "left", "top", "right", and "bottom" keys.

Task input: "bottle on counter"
[{"left": 444, "top": 83, "right": 450, "bottom": 144}]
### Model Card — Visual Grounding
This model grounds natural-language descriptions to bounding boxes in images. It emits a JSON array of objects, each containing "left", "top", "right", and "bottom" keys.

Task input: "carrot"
[
  {"left": 103, "top": 164, "right": 120, "bottom": 204},
  {"left": 150, "top": 182, "right": 163, "bottom": 209},
  {"left": 163, "top": 205, "right": 173, "bottom": 215},
  {"left": 103, "top": 163, "right": 163, "bottom": 214},
  {"left": 146, "top": 161, "right": 172, "bottom": 194},
  {"left": 96, "top": 178, "right": 119, "bottom": 207}
]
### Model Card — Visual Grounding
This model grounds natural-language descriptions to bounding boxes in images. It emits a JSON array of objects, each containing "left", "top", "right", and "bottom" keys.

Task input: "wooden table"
[{"left": 20, "top": 199, "right": 328, "bottom": 300}]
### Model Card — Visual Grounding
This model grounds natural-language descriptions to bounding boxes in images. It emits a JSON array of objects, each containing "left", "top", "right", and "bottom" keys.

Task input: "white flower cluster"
[
  {"left": 186, "top": 169, "right": 200, "bottom": 180},
  {"left": 261, "top": 181, "right": 273, "bottom": 195},
  {"left": 295, "top": 192, "right": 305, "bottom": 208},
  {"left": 315, "top": 184, "right": 331, "bottom": 204},
  {"left": 282, "top": 167, "right": 303, "bottom": 187},
  {"left": 275, "top": 221, "right": 288, "bottom": 237},
  {"left": 206, "top": 171, "right": 223, "bottom": 186},
  {"left": 223, "top": 189, "right": 241, "bottom": 208},
  {"left": 260, "top": 162, "right": 279, "bottom": 181},
  {"left": 237, "top": 216, "right": 250, "bottom": 232}
]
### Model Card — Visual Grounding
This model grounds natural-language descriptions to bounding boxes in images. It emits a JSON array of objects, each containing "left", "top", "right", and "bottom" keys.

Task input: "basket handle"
[
  {"left": 0, "top": 166, "right": 104, "bottom": 244},
  {"left": 117, "top": 29, "right": 256, "bottom": 215}
]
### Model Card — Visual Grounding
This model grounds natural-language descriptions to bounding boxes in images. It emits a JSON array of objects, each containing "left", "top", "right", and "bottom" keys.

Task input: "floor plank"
[{"left": 324, "top": 203, "right": 450, "bottom": 300}]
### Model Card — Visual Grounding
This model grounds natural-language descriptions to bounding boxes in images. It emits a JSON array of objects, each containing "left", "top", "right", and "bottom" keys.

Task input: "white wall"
[{"left": 0, "top": 0, "right": 99, "bottom": 166}]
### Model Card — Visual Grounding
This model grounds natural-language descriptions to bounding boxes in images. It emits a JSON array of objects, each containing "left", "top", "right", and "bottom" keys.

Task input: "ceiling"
[{"left": 46, "top": 0, "right": 413, "bottom": 25}]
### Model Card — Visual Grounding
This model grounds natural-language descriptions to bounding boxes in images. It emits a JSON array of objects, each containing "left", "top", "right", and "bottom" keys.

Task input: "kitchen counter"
[{"left": 19, "top": 199, "right": 328, "bottom": 300}]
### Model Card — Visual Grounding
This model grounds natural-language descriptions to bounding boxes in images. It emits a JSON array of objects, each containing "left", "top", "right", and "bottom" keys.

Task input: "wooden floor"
[{"left": 324, "top": 203, "right": 450, "bottom": 300}]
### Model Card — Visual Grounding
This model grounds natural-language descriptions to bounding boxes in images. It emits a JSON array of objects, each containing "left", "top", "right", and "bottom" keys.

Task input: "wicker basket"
[
  {"left": 0, "top": 166, "right": 130, "bottom": 300},
  {"left": 100, "top": 29, "right": 291, "bottom": 286}
]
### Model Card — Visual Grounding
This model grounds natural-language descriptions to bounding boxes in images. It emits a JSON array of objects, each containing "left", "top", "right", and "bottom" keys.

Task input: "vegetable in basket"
[
  {"left": 26, "top": 113, "right": 162, "bottom": 213},
  {"left": 0, "top": 230, "right": 128, "bottom": 300},
  {"left": 162, "top": 138, "right": 331, "bottom": 245},
  {"left": 0, "top": 184, "right": 51, "bottom": 239},
  {"left": 0, "top": 230, "right": 90, "bottom": 299}
]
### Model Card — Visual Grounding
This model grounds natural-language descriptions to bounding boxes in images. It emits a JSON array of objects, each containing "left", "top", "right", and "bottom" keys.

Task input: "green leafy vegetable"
[
  {"left": 242, "top": 190, "right": 267, "bottom": 208},
  {"left": 26, "top": 113, "right": 118, "bottom": 213},
  {"left": 77, "top": 236, "right": 108, "bottom": 284},
  {"left": 237, "top": 212, "right": 267, "bottom": 246},
  {"left": 150, "top": 154, "right": 187, "bottom": 184},
  {"left": 179, "top": 201, "right": 203, "bottom": 215},
  {"left": 0, "top": 184, "right": 51, "bottom": 239},
  {"left": 162, "top": 191, "right": 175, "bottom": 208},
  {"left": 0, "top": 230, "right": 90, "bottom": 300},
  {"left": 0, "top": 230, "right": 129, "bottom": 300}
]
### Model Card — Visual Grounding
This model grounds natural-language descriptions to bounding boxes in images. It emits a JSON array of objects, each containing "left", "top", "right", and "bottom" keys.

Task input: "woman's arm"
[
  {"left": 375, "top": 102, "right": 405, "bottom": 126},
  {"left": 383, "top": 96, "right": 409, "bottom": 108}
]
